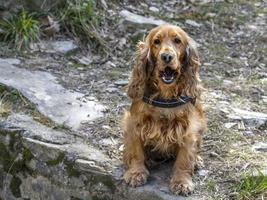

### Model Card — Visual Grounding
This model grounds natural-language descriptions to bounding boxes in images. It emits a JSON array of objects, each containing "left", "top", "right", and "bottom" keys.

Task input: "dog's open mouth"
[{"left": 160, "top": 67, "right": 177, "bottom": 84}]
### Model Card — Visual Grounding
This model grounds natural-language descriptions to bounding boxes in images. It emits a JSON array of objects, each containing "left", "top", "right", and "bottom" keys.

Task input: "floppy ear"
[
  {"left": 184, "top": 38, "right": 200, "bottom": 70},
  {"left": 127, "top": 41, "right": 152, "bottom": 99},
  {"left": 183, "top": 38, "right": 202, "bottom": 98}
]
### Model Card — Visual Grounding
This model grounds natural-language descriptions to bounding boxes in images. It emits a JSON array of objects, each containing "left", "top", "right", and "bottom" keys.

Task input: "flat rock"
[
  {"left": 228, "top": 108, "right": 267, "bottom": 128},
  {"left": 0, "top": 58, "right": 21, "bottom": 65},
  {"left": 252, "top": 142, "right": 267, "bottom": 152},
  {"left": 0, "top": 113, "right": 195, "bottom": 200},
  {"left": 31, "top": 40, "right": 78, "bottom": 54},
  {"left": 120, "top": 10, "right": 167, "bottom": 29},
  {"left": 0, "top": 61, "right": 105, "bottom": 130}
]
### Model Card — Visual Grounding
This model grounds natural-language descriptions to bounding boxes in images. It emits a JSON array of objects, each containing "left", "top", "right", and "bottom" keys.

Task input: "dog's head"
[{"left": 128, "top": 24, "right": 201, "bottom": 99}]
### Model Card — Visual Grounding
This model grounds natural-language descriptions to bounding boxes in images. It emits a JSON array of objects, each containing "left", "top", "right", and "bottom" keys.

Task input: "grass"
[
  {"left": 0, "top": 10, "right": 40, "bottom": 50},
  {"left": 237, "top": 170, "right": 267, "bottom": 200},
  {"left": 56, "top": 0, "right": 107, "bottom": 52},
  {"left": 0, "top": 100, "right": 11, "bottom": 117}
]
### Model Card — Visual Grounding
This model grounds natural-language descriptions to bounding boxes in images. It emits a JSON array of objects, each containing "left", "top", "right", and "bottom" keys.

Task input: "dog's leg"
[
  {"left": 195, "top": 135, "right": 204, "bottom": 170},
  {"left": 170, "top": 136, "right": 196, "bottom": 196},
  {"left": 123, "top": 133, "right": 149, "bottom": 187}
]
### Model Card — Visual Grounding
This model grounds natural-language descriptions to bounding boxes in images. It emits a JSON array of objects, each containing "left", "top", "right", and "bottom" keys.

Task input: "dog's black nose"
[{"left": 161, "top": 53, "right": 173, "bottom": 63}]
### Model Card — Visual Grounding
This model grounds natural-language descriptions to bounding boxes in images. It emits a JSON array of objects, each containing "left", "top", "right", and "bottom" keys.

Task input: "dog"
[{"left": 122, "top": 24, "right": 207, "bottom": 196}]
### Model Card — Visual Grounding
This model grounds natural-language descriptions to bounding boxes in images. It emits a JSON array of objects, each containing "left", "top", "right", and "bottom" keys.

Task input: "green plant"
[
  {"left": 0, "top": 92, "right": 11, "bottom": 117},
  {"left": 237, "top": 170, "right": 267, "bottom": 200},
  {"left": 0, "top": 10, "right": 40, "bottom": 50},
  {"left": 56, "top": 0, "right": 107, "bottom": 51}
]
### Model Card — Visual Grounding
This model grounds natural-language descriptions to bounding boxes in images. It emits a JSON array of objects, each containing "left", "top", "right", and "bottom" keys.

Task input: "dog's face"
[
  {"left": 127, "top": 24, "right": 200, "bottom": 99},
  {"left": 145, "top": 25, "right": 194, "bottom": 86},
  {"left": 148, "top": 25, "right": 189, "bottom": 85}
]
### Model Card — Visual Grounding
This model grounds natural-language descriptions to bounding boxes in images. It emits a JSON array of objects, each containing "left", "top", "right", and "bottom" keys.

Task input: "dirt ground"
[{"left": 0, "top": 0, "right": 266, "bottom": 199}]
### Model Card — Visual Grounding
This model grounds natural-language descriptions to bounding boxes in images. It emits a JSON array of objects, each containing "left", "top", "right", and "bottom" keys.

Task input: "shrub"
[
  {"left": 0, "top": 10, "right": 40, "bottom": 50},
  {"left": 57, "top": 0, "right": 107, "bottom": 51}
]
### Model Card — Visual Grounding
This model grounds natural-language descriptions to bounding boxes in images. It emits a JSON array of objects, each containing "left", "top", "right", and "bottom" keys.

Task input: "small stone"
[
  {"left": 87, "top": 96, "right": 97, "bottom": 101},
  {"left": 102, "top": 125, "right": 111, "bottom": 130},
  {"left": 106, "top": 87, "right": 118, "bottom": 93},
  {"left": 105, "top": 61, "right": 116, "bottom": 68},
  {"left": 223, "top": 80, "right": 234, "bottom": 86},
  {"left": 119, "top": 38, "right": 127, "bottom": 47},
  {"left": 140, "top": 3, "right": 148, "bottom": 8},
  {"left": 252, "top": 142, "right": 267, "bottom": 152},
  {"left": 119, "top": 10, "right": 166, "bottom": 28},
  {"left": 114, "top": 80, "right": 128, "bottom": 86},
  {"left": 119, "top": 144, "right": 124, "bottom": 151},
  {"left": 149, "top": 6, "right": 159, "bottom": 12},
  {"left": 198, "top": 169, "right": 209, "bottom": 177},
  {"left": 205, "top": 13, "right": 216, "bottom": 18},
  {"left": 77, "top": 57, "right": 91, "bottom": 65},
  {"left": 185, "top": 19, "right": 202, "bottom": 28},
  {"left": 224, "top": 122, "right": 237, "bottom": 129},
  {"left": 100, "top": 138, "right": 116, "bottom": 146}
]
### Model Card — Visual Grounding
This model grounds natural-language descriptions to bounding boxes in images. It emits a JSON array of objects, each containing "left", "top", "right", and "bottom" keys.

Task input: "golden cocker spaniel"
[{"left": 122, "top": 24, "right": 207, "bottom": 196}]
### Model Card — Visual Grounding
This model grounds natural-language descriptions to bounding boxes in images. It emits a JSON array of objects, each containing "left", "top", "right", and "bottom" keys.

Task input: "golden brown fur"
[{"left": 122, "top": 24, "right": 207, "bottom": 196}]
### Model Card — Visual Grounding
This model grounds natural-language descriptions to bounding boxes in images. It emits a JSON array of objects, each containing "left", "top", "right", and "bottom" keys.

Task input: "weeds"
[
  {"left": 56, "top": 0, "right": 107, "bottom": 52},
  {"left": 0, "top": 92, "right": 11, "bottom": 117},
  {"left": 237, "top": 169, "right": 267, "bottom": 200},
  {"left": 0, "top": 10, "right": 40, "bottom": 50}
]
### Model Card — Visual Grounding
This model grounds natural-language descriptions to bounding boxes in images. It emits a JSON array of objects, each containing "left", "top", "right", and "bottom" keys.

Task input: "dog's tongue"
[{"left": 161, "top": 67, "right": 176, "bottom": 84}]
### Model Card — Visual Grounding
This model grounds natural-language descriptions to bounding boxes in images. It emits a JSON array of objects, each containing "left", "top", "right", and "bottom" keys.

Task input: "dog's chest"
[{"left": 140, "top": 113, "right": 188, "bottom": 152}]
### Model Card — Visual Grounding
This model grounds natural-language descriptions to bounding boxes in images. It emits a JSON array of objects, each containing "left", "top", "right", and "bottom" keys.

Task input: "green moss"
[
  {"left": 0, "top": 85, "right": 6, "bottom": 94},
  {"left": 23, "top": 148, "right": 34, "bottom": 163},
  {"left": 46, "top": 152, "right": 65, "bottom": 166},
  {"left": 10, "top": 176, "right": 22, "bottom": 198},
  {"left": 0, "top": 173, "right": 3, "bottom": 189},
  {"left": 8, "top": 132, "right": 19, "bottom": 152},
  {"left": 64, "top": 159, "right": 81, "bottom": 177},
  {"left": 88, "top": 174, "right": 116, "bottom": 194},
  {"left": 0, "top": 142, "right": 13, "bottom": 172},
  {"left": 0, "top": 141, "right": 34, "bottom": 175}
]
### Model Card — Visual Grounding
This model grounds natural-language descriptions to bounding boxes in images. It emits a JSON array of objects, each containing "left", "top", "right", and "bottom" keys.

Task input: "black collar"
[{"left": 142, "top": 95, "right": 195, "bottom": 108}]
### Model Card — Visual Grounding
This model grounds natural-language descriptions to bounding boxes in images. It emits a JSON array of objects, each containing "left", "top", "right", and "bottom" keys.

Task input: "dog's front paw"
[
  {"left": 170, "top": 175, "right": 194, "bottom": 196},
  {"left": 123, "top": 167, "right": 149, "bottom": 187}
]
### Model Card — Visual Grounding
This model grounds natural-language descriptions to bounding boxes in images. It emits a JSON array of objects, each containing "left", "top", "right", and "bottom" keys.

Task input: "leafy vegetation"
[
  {"left": 237, "top": 170, "right": 267, "bottom": 200},
  {"left": 0, "top": 10, "right": 40, "bottom": 50},
  {"left": 56, "top": 0, "right": 107, "bottom": 51}
]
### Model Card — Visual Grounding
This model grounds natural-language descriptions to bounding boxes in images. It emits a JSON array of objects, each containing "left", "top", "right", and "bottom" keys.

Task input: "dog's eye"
[
  {"left": 174, "top": 38, "right": 181, "bottom": 44},
  {"left": 154, "top": 39, "right": 161, "bottom": 45}
]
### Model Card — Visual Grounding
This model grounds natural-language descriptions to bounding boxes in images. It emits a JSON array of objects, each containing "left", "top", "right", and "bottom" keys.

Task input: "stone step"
[{"left": 0, "top": 114, "right": 190, "bottom": 200}]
